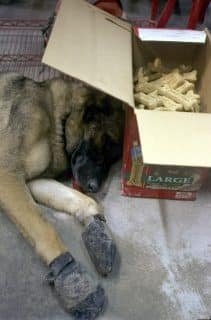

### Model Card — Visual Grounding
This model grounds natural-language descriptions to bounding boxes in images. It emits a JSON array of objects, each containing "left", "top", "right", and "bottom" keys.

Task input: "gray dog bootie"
[
  {"left": 82, "top": 216, "right": 117, "bottom": 276},
  {"left": 47, "top": 252, "right": 106, "bottom": 320}
]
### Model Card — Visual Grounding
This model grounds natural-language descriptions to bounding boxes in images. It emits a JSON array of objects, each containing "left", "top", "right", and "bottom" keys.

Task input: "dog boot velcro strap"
[
  {"left": 47, "top": 252, "right": 75, "bottom": 284},
  {"left": 47, "top": 252, "right": 106, "bottom": 319},
  {"left": 82, "top": 216, "right": 117, "bottom": 277}
]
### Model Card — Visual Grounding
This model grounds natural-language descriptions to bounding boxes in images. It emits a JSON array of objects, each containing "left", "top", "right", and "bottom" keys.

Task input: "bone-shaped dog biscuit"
[
  {"left": 136, "top": 67, "right": 149, "bottom": 84},
  {"left": 158, "top": 95, "right": 183, "bottom": 111},
  {"left": 152, "top": 70, "right": 184, "bottom": 88},
  {"left": 168, "top": 73, "right": 185, "bottom": 89},
  {"left": 150, "top": 90, "right": 158, "bottom": 97},
  {"left": 186, "top": 91, "right": 200, "bottom": 111},
  {"left": 147, "top": 72, "right": 162, "bottom": 82},
  {"left": 176, "top": 81, "right": 194, "bottom": 94},
  {"left": 134, "top": 92, "right": 160, "bottom": 109},
  {"left": 158, "top": 86, "right": 197, "bottom": 111},
  {"left": 183, "top": 70, "right": 197, "bottom": 82},
  {"left": 135, "top": 82, "right": 156, "bottom": 94},
  {"left": 150, "top": 73, "right": 171, "bottom": 86},
  {"left": 148, "top": 58, "right": 162, "bottom": 73},
  {"left": 186, "top": 90, "right": 200, "bottom": 101}
]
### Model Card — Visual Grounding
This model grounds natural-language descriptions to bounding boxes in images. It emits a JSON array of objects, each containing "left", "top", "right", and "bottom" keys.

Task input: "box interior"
[
  {"left": 132, "top": 31, "right": 211, "bottom": 113},
  {"left": 132, "top": 31, "right": 211, "bottom": 168}
]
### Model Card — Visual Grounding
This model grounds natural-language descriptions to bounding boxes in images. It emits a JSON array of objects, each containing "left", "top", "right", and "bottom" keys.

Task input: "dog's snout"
[{"left": 87, "top": 180, "right": 98, "bottom": 193}]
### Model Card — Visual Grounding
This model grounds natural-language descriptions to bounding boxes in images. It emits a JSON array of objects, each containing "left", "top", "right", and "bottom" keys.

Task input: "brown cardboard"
[
  {"left": 136, "top": 110, "right": 211, "bottom": 167},
  {"left": 43, "top": 0, "right": 211, "bottom": 170},
  {"left": 122, "top": 107, "right": 203, "bottom": 200},
  {"left": 42, "top": 0, "right": 134, "bottom": 107},
  {"left": 194, "top": 29, "right": 211, "bottom": 113}
]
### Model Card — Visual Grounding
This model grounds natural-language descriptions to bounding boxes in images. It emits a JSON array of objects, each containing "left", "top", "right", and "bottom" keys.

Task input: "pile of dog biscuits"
[{"left": 134, "top": 58, "right": 200, "bottom": 112}]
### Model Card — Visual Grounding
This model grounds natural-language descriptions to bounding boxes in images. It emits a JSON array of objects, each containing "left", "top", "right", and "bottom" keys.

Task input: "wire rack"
[{"left": 0, "top": 18, "right": 61, "bottom": 81}]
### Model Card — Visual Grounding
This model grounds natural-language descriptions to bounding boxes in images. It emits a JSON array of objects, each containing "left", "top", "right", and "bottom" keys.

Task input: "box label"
[{"left": 146, "top": 175, "right": 194, "bottom": 187}]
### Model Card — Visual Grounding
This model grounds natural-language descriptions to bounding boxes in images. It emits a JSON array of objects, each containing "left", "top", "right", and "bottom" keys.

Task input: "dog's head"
[{"left": 65, "top": 90, "right": 124, "bottom": 193}]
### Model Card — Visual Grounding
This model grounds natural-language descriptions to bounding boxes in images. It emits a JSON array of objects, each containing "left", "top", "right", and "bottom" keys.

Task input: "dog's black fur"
[{"left": 70, "top": 98, "right": 124, "bottom": 193}]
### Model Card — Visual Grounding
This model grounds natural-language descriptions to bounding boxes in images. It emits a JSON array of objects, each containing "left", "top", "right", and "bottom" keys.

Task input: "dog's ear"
[{"left": 104, "top": 134, "right": 122, "bottom": 166}]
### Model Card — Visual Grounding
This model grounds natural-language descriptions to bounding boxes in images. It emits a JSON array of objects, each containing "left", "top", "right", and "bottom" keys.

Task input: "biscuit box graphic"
[{"left": 122, "top": 107, "right": 208, "bottom": 200}]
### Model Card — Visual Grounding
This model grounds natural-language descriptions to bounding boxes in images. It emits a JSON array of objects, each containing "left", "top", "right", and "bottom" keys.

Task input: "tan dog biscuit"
[
  {"left": 135, "top": 82, "right": 156, "bottom": 94},
  {"left": 158, "top": 86, "right": 197, "bottom": 111},
  {"left": 148, "top": 58, "right": 163, "bottom": 73},
  {"left": 147, "top": 73, "right": 162, "bottom": 82},
  {"left": 134, "top": 92, "right": 160, "bottom": 109},
  {"left": 176, "top": 81, "right": 194, "bottom": 94},
  {"left": 183, "top": 70, "right": 197, "bottom": 82},
  {"left": 158, "top": 95, "right": 183, "bottom": 111}
]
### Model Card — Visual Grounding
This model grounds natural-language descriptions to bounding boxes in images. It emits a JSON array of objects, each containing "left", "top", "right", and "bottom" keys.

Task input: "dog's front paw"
[
  {"left": 82, "top": 217, "right": 117, "bottom": 277},
  {"left": 75, "top": 196, "right": 102, "bottom": 223},
  {"left": 86, "top": 197, "right": 102, "bottom": 217},
  {"left": 47, "top": 252, "right": 106, "bottom": 320}
]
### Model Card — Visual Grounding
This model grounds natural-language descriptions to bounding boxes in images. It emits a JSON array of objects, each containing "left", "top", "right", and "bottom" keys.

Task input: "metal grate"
[{"left": 0, "top": 18, "right": 61, "bottom": 81}]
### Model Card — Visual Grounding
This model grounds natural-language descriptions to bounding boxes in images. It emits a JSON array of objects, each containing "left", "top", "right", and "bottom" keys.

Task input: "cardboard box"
[
  {"left": 122, "top": 107, "right": 209, "bottom": 200},
  {"left": 42, "top": 0, "right": 211, "bottom": 199}
]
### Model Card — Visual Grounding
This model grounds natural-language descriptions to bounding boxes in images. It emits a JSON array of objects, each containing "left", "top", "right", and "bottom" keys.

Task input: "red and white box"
[{"left": 122, "top": 107, "right": 208, "bottom": 200}]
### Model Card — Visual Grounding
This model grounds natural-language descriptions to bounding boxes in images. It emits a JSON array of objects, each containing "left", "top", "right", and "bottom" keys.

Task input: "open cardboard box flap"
[
  {"left": 42, "top": 0, "right": 134, "bottom": 107},
  {"left": 43, "top": 0, "right": 211, "bottom": 168}
]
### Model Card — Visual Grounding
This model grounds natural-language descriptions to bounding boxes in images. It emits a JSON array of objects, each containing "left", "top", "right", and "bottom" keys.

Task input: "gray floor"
[{"left": 0, "top": 1, "right": 211, "bottom": 320}]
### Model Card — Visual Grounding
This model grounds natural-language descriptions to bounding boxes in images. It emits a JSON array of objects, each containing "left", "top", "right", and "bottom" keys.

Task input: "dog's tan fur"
[{"left": 0, "top": 72, "right": 123, "bottom": 265}]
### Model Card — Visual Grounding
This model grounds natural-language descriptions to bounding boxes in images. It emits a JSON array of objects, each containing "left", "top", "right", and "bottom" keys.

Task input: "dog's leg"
[
  {"left": 0, "top": 171, "right": 67, "bottom": 264},
  {"left": 28, "top": 179, "right": 117, "bottom": 277},
  {"left": 0, "top": 170, "right": 105, "bottom": 319},
  {"left": 28, "top": 178, "right": 101, "bottom": 224}
]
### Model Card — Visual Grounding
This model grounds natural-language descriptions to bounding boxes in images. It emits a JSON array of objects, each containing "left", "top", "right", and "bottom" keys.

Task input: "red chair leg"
[
  {"left": 95, "top": 0, "right": 123, "bottom": 17},
  {"left": 157, "top": 0, "right": 177, "bottom": 28},
  {"left": 187, "top": 0, "right": 208, "bottom": 29},
  {"left": 151, "top": 0, "right": 159, "bottom": 20},
  {"left": 198, "top": 0, "right": 210, "bottom": 23}
]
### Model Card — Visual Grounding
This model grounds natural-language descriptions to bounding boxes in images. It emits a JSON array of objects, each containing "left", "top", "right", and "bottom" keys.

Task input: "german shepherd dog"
[{"left": 0, "top": 73, "right": 124, "bottom": 319}]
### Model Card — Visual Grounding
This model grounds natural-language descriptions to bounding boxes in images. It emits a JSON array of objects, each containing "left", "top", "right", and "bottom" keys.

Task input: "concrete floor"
[{"left": 0, "top": 1, "right": 211, "bottom": 320}]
